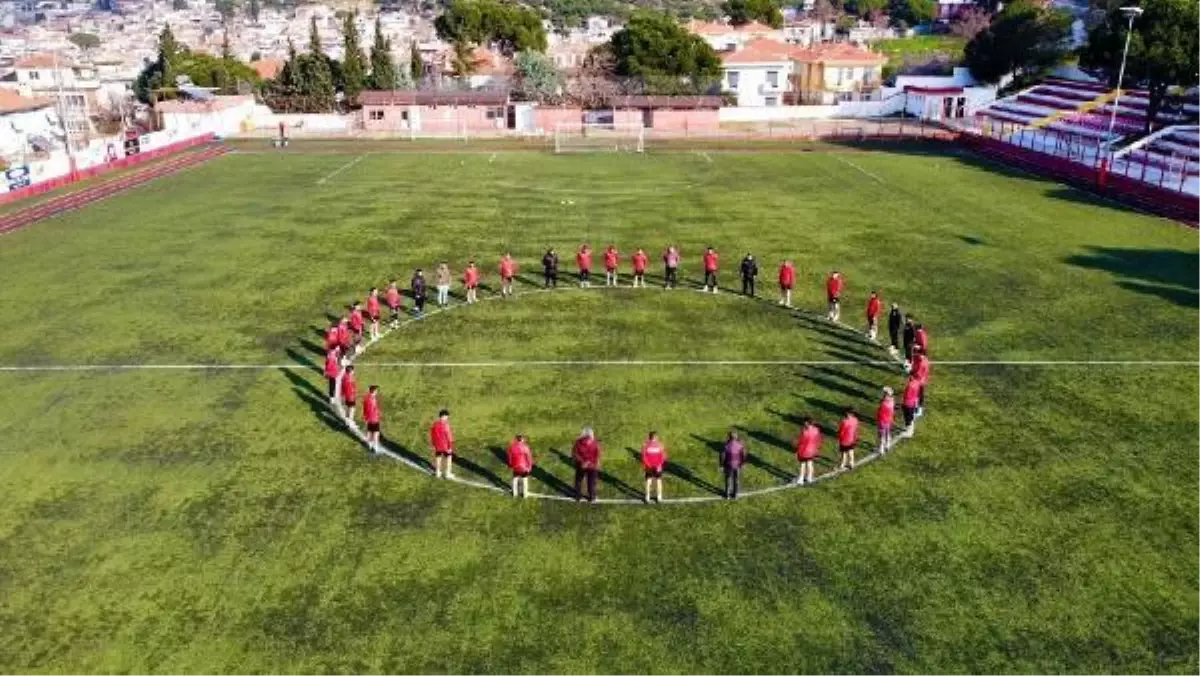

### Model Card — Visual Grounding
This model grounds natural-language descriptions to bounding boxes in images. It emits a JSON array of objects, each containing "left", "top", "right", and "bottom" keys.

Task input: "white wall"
[
  {"left": 0, "top": 105, "right": 61, "bottom": 160},
  {"left": 719, "top": 105, "right": 838, "bottom": 122},
  {"left": 724, "top": 63, "right": 791, "bottom": 107}
]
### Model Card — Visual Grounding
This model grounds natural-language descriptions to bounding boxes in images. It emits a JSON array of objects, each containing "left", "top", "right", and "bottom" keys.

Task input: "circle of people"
[{"left": 320, "top": 244, "right": 931, "bottom": 503}]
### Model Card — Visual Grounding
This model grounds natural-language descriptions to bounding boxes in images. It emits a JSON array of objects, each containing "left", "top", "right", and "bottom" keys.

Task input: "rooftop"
[{"left": 0, "top": 88, "right": 54, "bottom": 114}]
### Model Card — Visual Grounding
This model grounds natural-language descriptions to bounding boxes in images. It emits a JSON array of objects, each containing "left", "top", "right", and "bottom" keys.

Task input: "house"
[
  {"left": 720, "top": 39, "right": 795, "bottom": 107},
  {"left": 790, "top": 42, "right": 886, "bottom": 104},
  {"left": 0, "top": 88, "right": 59, "bottom": 160},
  {"left": 0, "top": 52, "right": 100, "bottom": 140},
  {"left": 359, "top": 90, "right": 509, "bottom": 134},
  {"left": 250, "top": 57, "right": 285, "bottom": 81},
  {"left": 688, "top": 19, "right": 785, "bottom": 53},
  {"left": 720, "top": 38, "right": 886, "bottom": 107},
  {"left": 463, "top": 47, "right": 513, "bottom": 90}
]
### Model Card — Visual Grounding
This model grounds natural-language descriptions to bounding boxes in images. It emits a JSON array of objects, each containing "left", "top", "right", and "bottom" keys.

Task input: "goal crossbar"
[{"left": 554, "top": 123, "right": 645, "bottom": 153}]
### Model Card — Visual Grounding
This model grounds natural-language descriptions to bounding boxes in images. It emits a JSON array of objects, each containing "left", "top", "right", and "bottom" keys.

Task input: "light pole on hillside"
[{"left": 1106, "top": 5, "right": 1144, "bottom": 150}]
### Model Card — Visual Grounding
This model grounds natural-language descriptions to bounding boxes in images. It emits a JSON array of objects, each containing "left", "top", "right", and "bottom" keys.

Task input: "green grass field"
[{"left": 0, "top": 143, "right": 1196, "bottom": 673}]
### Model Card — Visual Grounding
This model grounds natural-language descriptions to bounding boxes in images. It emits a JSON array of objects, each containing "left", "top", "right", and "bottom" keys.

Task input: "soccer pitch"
[{"left": 0, "top": 143, "right": 1196, "bottom": 673}]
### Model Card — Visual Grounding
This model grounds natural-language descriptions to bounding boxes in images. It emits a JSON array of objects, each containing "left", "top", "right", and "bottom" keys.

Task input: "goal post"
[{"left": 554, "top": 123, "right": 645, "bottom": 154}]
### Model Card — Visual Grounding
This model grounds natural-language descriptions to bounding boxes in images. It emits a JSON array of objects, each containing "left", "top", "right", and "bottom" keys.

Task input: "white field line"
[
  {"left": 696, "top": 151, "right": 713, "bottom": 163},
  {"left": 0, "top": 359, "right": 1195, "bottom": 372},
  {"left": 316, "top": 153, "right": 368, "bottom": 185},
  {"left": 832, "top": 153, "right": 885, "bottom": 184}
]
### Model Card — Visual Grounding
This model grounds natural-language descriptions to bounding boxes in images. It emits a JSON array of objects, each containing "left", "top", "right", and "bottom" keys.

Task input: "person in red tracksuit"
[
  {"left": 794, "top": 417, "right": 821, "bottom": 485},
  {"left": 430, "top": 409, "right": 456, "bottom": 479},
  {"left": 837, "top": 409, "right": 859, "bottom": 471},
  {"left": 631, "top": 248, "right": 649, "bottom": 288},
  {"left": 702, "top": 247, "right": 720, "bottom": 293},
  {"left": 901, "top": 376, "right": 921, "bottom": 438},
  {"left": 363, "top": 385, "right": 382, "bottom": 453},
  {"left": 912, "top": 347, "right": 930, "bottom": 418},
  {"left": 826, "top": 271, "right": 844, "bottom": 322},
  {"left": 572, "top": 427, "right": 601, "bottom": 502},
  {"left": 325, "top": 320, "right": 340, "bottom": 354},
  {"left": 603, "top": 245, "right": 620, "bottom": 287},
  {"left": 876, "top": 386, "right": 895, "bottom": 454},
  {"left": 778, "top": 259, "right": 796, "bottom": 307},
  {"left": 866, "top": 290, "right": 882, "bottom": 342},
  {"left": 349, "top": 301, "right": 366, "bottom": 354},
  {"left": 340, "top": 364, "right": 358, "bottom": 425},
  {"left": 641, "top": 431, "right": 668, "bottom": 503},
  {"left": 576, "top": 244, "right": 593, "bottom": 288},
  {"left": 367, "top": 288, "right": 382, "bottom": 341},
  {"left": 915, "top": 323, "right": 929, "bottom": 356},
  {"left": 507, "top": 434, "right": 533, "bottom": 498},
  {"left": 324, "top": 347, "right": 342, "bottom": 405},
  {"left": 499, "top": 253, "right": 518, "bottom": 298},
  {"left": 337, "top": 315, "right": 352, "bottom": 360},
  {"left": 386, "top": 280, "right": 403, "bottom": 327},
  {"left": 463, "top": 261, "right": 481, "bottom": 304}
]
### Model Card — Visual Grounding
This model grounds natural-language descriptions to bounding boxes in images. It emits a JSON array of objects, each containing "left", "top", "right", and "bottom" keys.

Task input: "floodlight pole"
[{"left": 1106, "top": 6, "right": 1144, "bottom": 151}]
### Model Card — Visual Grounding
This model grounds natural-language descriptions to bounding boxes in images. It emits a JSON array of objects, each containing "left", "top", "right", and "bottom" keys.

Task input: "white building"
[
  {"left": 0, "top": 89, "right": 61, "bottom": 162},
  {"left": 1, "top": 53, "right": 100, "bottom": 140},
  {"left": 688, "top": 19, "right": 785, "bottom": 53},
  {"left": 720, "top": 39, "right": 794, "bottom": 107}
]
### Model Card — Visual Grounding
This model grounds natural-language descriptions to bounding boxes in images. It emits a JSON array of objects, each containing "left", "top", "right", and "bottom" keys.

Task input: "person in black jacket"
[
  {"left": 542, "top": 249, "right": 558, "bottom": 288},
  {"left": 902, "top": 314, "right": 917, "bottom": 367},
  {"left": 411, "top": 269, "right": 427, "bottom": 317},
  {"left": 888, "top": 303, "right": 903, "bottom": 357},
  {"left": 739, "top": 254, "right": 758, "bottom": 297}
]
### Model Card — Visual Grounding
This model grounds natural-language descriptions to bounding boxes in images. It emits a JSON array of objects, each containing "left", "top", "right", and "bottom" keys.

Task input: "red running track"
[{"left": 0, "top": 145, "right": 230, "bottom": 236}]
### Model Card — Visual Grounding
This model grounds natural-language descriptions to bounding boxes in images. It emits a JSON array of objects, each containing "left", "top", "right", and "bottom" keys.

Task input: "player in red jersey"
[
  {"left": 324, "top": 320, "right": 340, "bottom": 354},
  {"left": 778, "top": 260, "right": 796, "bottom": 307},
  {"left": 366, "top": 287, "right": 382, "bottom": 341},
  {"left": 430, "top": 409, "right": 456, "bottom": 479},
  {"left": 826, "top": 271, "right": 844, "bottom": 322},
  {"left": 912, "top": 346, "right": 930, "bottom": 418},
  {"left": 631, "top": 248, "right": 649, "bottom": 288},
  {"left": 324, "top": 347, "right": 342, "bottom": 405},
  {"left": 572, "top": 427, "right": 601, "bottom": 502},
  {"left": 702, "top": 247, "right": 720, "bottom": 293},
  {"left": 865, "top": 290, "right": 881, "bottom": 342},
  {"left": 340, "top": 364, "right": 358, "bottom": 425},
  {"left": 363, "top": 385, "right": 382, "bottom": 453},
  {"left": 603, "top": 245, "right": 620, "bottom": 287},
  {"left": 337, "top": 313, "right": 353, "bottom": 358},
  {"left": 915, "top": 323, "right": 929, "bottom": 356},
  {"left": 576, "top": 244, "right": 593, "bottom": 288},
  {"left": 901, "top": 376, "right": 921, "bottom": 438},
  {"left": 876, "top": 386, "right": 895, "bottom": 454},
  {"left": 463, "top": 261, "right": 480, "bottom": 304},
  {"left": 837, "top": 409, "right": 859, "bottom": 470},
  {"left": 641, "top": 432, "right": 667, "bottom": 503},
  {"left": 507, "top": 434, "right": 534, "bottom": 498},
  {"left": 385, "top": 280, "right": 403, "bottom": 328},
  {"left": 499, "top": 252, "right": 518, "bottom": 298},
  {"left": 794, "top": 417, "right": 821, "bottom": 485}
]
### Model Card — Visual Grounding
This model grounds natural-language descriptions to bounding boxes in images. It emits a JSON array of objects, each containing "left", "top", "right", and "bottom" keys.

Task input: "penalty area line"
[
  {"left": 316, "top": 152, "right": 369, "bottom": 185},
  {"left": 832, "top": 153, "right": 885, "bottom": 184}
]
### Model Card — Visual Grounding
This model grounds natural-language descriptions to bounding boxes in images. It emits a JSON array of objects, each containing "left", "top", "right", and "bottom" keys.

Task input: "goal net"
[{"left": 554, "top": 123, "right": 645, "bottom": 153}]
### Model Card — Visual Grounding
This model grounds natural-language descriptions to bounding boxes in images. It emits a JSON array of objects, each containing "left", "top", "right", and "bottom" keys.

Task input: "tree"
[
  {"left": 723, "top": 0, "right": 784, "bottom": 28},
  {"left": 220, "top": 28, "right": 233, "bottom": 60},
  {"left": 608, "top": 10, "right": 723, "bottom": 93},
  {"left": 247, "top": 0, "right": 260, "bottom": 22},
  {"left": 409, "top": 40, "right": 425, "bottom": 85},
  {"left": 950, "top": 6, "right": 991, "bottom": 40},
  {"left": 134, "top": 23, "right": 184, "bottom": 102},
  {"left": 340, "top": 10, "right": 367, "bottom": 101},
  {"left": 67, "top": 32, "right": 100, "bottom": 53},
  {"left": 964, "top": 0, "right": 1071, "bottom": 83},
  {"left": 844, "top": 0, "right": 885, "bottom": 19},
  {"left": 368, "top": 17, "right": 399, "bottom": 90},
  {"left": 888, "top": 0, "right": 935, "bottom": 26},
  {"left": 435, "top": 0, "right": 548, "bottom": 56},
  {"left": 513, "top": 50, "right": 563, "bottom": 102},
  {"left": 1081, "top": 0, "right": 1199, "bottom": 132},
  {"left": 214, "top": 0, "right": 236, "bottom": 22},
  {"left": 309, "top": 15, "right": 324, "bottom": 56}
]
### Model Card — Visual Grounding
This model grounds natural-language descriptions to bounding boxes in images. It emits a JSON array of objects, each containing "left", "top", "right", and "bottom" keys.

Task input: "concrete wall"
[
  {"left": 647, "top": 109, "right": 720, "bottom": 132},
  {"left": 534, "top": 106, "right": 584, "bottom": 133}
]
